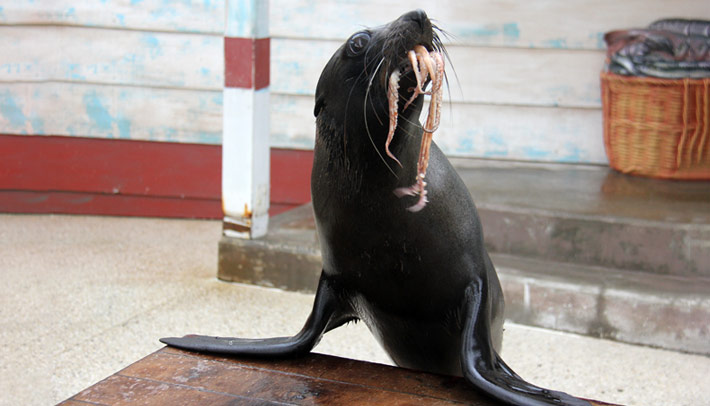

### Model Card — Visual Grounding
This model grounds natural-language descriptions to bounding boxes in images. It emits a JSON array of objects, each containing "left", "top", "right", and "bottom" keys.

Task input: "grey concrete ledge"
[{"left": 494, "top": 254, "right": 710, "bottom": 355}]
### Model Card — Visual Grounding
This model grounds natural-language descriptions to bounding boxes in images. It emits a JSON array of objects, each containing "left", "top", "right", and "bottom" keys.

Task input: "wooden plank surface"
[
  {"left": 0, "top": 26, "right": 223, "bottom": 90},
  {"left": 0, "top": 82, "right": 222, "bottom": 143},
  {"left": 271, "top": 39, "right": 605, "bottom": 108},
  {"left": 0, "top": 190, "right": 223, "bottom": 219},
  {"left": 59, "top": 347, "right": 619, "bottom": 406},
  {"left": 3, "top": 0, "right": 706, "bottom": 163},
  {"left": 1, "top": 27, "right": 605, "bottom": 109},
  {"left": 0, "top": 134, "right": 221, "bottom": 198},
  {"left": 0, "top": 0, "right": 224, "bottom": 34},
  {"left": 270, "top": 0, "right": 709, "bottom": 50},
  {"left": 271, "top": 95, "right": 607, "bottom": 164},
  {"left": 0, "top": 134, "right": 311, "bottom": 218}
]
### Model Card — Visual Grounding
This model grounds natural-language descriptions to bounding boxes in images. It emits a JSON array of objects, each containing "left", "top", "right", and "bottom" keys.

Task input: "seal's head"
[{"left": 314, "top": 10, "right": 445, "bottom": 161}]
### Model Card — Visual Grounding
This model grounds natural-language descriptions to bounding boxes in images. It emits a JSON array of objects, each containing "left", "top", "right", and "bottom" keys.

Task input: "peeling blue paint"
[
  {"left": 1, "top": 91, "right": 27, "bottom": 128},
  {"left": 1, "top": 64, "right": 22, "bottom": 74},
  {"left": 457, "top": 22, "right": 520, "bottom": 44},
  {"left": 521, "top": 146, "right": 551, "bottom": 160},
  {"left": 84, "top": 91, "right": 131, "bottom": 139},
  {"left": 0, "top": 91, "right": 46, "bottom": 134},
  {"left": 466, "top": 25, "right": 499, "bottom": 38},
  {"left": 164, "top": 128, "right": 177, "bottom": 141},
  {"left": 30, "top": 116, "right": 45, "bottom": 134},
  {"left": 503, "top": 23, "right": 520, "bottom": 40},
  {"left": 196, "top": 131, "right": 221, "bottom": 144},
  {"left": 543, "top": 38, "right": 568, "bottom": 49},
  {"left": 560, "top": 144, "right": 584, "bottom": 162},
  {"left": 593, "top": 32, "right": 606, "bottom": 50},
  {"left": 141, "top": 34, "right": 163, "bottom": 58},
  {"left": 84, "top": 92, "right": 113, "bottom": 131},
  {"left": 483, "top": 130, "right": 509, "bottom": 158},
  {"left": 150, "top": 6, "right": 177, "bottom": 21},
  {"left": 486, "top": 130, "right": 506, "bottom": 147},
  {"left": 458, "top": 137, "right": 474, "bottom": 153},
  {"left": 67, "top": 63, "right": 87, "bottom": 81}
]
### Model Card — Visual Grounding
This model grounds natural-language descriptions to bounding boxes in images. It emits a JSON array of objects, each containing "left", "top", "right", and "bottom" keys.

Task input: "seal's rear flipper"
[
  {"left": 461, "top": 280, "right": 591, "bottom": 406},
  {"left": 160, "top": 274, "right": 347, "bottom": 357}
]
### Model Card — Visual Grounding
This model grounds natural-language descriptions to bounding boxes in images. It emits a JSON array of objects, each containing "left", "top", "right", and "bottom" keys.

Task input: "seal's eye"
[{"left": 346, "top": 32, "right": 370, "bottom": 57}]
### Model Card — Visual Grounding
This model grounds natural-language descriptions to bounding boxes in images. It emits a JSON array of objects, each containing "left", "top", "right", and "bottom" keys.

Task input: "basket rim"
[{"left": 601, "top": 71, "right": 710, "bottom": 86}]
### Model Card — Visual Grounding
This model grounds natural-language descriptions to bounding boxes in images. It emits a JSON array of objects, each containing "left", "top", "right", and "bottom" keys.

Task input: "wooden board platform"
[{"left": 59, "top": 347, "right": 617, "bottom": 405}]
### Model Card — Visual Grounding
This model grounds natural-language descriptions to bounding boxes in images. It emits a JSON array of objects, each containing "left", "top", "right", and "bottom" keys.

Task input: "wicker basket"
[{"left": 601, "top": 72, "right": 710, "bottom": 179}]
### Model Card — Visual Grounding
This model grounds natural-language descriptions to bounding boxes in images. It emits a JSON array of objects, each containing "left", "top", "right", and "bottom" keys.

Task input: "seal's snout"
[
  {"left": 401, "top": 9, "right": 429, "bottom": 30},
  {"left": 398, "top": 9, "right": 433, "bottom": 46}
]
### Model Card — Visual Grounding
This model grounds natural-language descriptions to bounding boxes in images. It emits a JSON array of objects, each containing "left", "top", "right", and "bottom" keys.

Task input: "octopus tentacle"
[
  {"left": 403, "top": 47, "right": 430, "bottom": 111},
  {"left": 387, "top": 45, "right": 444, "bottom": 212},
  {"left": 385, "top": 69, "right": 402, "bottom": 166},
  {"left": 389, "top": 46, "right": 446, "bottom": 212}
]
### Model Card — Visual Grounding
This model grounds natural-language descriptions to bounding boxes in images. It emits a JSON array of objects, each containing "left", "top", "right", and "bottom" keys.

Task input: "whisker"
[
  {"left": 364, "top": 57, "right": 397, "bottom": 178},
  {"left": 366, "top": 57, "right": 387, "bottom": 126}
]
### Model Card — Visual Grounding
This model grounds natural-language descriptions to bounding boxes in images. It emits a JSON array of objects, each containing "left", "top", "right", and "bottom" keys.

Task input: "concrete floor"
[{"left": 1, "top": 214, "right": 709, "bottom": 406}]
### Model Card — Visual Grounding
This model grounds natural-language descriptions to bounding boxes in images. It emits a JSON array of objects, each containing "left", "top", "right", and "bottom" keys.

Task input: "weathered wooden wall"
[
  {"left": 0, "top": 1, "right": 224, "bottom": 144},
  {"left": 2, "top": 0, "right": 708, "bottom": 164},
  {"left": 269, "top": 0, "right": 709, "bottom": 163}
]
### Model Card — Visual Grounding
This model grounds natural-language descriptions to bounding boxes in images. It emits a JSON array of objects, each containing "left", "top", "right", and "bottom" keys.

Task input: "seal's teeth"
[{"left": 393, "top": 186, "right": 416, "bottom": 198}]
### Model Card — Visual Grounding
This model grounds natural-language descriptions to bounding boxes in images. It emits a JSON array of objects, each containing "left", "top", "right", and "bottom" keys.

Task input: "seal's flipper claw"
[
  {"left": 161, "top": 274, "right": 346, "bottom": 358},
  {"left": 461, "top": 280, "right": 592, "bottom": 406}
]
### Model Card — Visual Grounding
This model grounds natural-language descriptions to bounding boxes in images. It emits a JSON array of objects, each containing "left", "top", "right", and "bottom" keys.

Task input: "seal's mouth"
[{"left": 386, "top": 45, "right": 445, "bottom": 212}]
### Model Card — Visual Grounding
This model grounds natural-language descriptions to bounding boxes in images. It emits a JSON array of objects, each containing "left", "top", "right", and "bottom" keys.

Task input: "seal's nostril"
[{"left": 403, "top": 9, "right": 428, "bottom": 29}]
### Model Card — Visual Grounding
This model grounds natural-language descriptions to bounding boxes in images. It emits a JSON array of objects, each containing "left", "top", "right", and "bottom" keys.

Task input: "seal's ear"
[{"left": 314, "top": 97, "right": 325, "bottom": 117}]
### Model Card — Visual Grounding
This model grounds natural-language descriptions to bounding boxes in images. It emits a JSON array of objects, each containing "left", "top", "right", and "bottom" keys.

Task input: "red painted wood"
[
  {"left": 254, "top": 38, "right": 270, "bottom": 90},
  {"left": 0, "top": 134, "right": 221, "bottom": 199},
  {"left": 270, "top": 148, "right": 313, "bottom": 205},
  {"left": 224, "top": 37, "right": 270, "bottom": 90},
  {"left": 0, "top": 190, "right": 222, "bottom": 219},
  {"left": 0, "top": 134, "right": 311, "bottom": 218}
]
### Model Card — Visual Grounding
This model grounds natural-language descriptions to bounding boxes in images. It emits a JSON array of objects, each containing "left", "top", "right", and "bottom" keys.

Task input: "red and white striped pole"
[{"left": 222, "top": 0, "right": 270, "bottom": 239}]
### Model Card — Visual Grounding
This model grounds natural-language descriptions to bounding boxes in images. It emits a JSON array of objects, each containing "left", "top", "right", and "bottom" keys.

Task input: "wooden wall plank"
[
  {"left": 0, "top": 0, "right": 224, "bottom": 34},
  {"left": 0, "top": 82, "right": 222, "bottom": 143},
  {"left": 437, "top": 103, "right": 606, "bottom": 164},
  {"left": 0, "top": 190, "right": 223, "bottom": 219},
  {"left": 0, "top": 26, "right": 223, "bottom": 90},
  {"left": 4, "top": 1, "right": 704, "bottom": 164},
  {"left": 271, "top": 39, "right": 605, "bottom": 108},
  {"left": 270, "top": 0, "right": 710, "bottom": 50},
  {"left": 0, "top": 134, "right": 221, "bottom": 198},
  {"left": 0, "top": 134, "right": 311, "bottom": 218},
  {"left": 270, "top": 94, "right": 606, "bottom": 164}
]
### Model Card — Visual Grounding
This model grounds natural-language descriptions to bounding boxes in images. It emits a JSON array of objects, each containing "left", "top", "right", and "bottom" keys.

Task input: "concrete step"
[
  {"left": 453, "top": 159, "right": 710, "bottom": 278},
  {"left": 218, "top": 202, "right": 710, "bottom": 356},
  {"left": 493, "top": 253, "right": 710, "bottom": 355}
]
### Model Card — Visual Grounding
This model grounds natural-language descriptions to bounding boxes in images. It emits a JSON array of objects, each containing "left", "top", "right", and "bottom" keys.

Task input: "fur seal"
[{"left": 162, "top": 10, "right": 591, "bottom": 406}]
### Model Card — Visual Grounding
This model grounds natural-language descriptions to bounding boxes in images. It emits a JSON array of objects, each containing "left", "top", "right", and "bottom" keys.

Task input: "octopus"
[{"left": 385, "top": 45, "right": 445, "bottom": 212}]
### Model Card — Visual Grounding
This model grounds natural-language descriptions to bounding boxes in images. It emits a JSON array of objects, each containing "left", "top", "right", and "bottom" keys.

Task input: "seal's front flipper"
[
  {"left": 161, "top": 274, "right": 347, "bottom": 357},
  {"left": 461, "top": 279, "right": 591, "bottom": 406}
]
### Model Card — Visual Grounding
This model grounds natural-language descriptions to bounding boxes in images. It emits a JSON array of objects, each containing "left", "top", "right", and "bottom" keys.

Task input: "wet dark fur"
[{"left": 162, "top": 10, "right": 590, "bottom": 406}]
